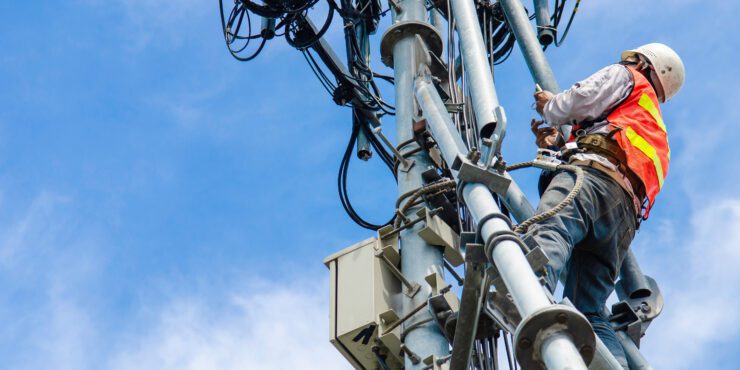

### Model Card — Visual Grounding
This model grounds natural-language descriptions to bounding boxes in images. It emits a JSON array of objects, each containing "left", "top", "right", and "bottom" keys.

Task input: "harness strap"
[{"left": 568, "top": 133, "right": 647, "bottom": 207}]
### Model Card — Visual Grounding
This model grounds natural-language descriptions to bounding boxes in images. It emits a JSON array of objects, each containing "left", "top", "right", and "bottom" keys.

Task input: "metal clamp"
[
  {"left": 380, "top": 21, "right": 443, "bottom": 67},
  {"left": 484, "top": 230, "right": 530, "bottom": 258},
  {"left": 416, "top": 207, "right": 464, "bottom": 266},
  {"left": 452, "top": 154, "right": 512, "bottom": 198},
  {"left": 611, "top": 274, "right": 663, "bottom": 347}
]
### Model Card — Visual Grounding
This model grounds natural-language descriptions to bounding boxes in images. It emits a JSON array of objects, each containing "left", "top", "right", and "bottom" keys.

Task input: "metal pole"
[
  {"left": 391, "top": 3, "right": 450, "bottom": 369},
  {"left": 533, "top": 0, "right": 554, "bottom": 46},
  {"left": 354, "top": 20, "right": 373, "bottom": 161},
  {"left": 498, "top": 0, "right": 571, "bottom": 139},
  {"left": 449, "top": 261, "right": 486, "bottom": 370},
  {"left": 617, "top": 331, "right": 653, "bottom": 370},
  {"left": 541, "top": 332, "right": 588, "bottom": 369},
  {"left": 619, "top": 251, "right": 652, "bottom": 299},
  {"left": 499, "top": 0, "right": 560, "bottom": 92},
  {"left": 463, "top": 184, "right": 553, "bottom": 314},
  {"left": 449, "top": 0, "right": 502, "bottom": 143},
  {"left": 590, "top": 338, "right": 627, "bottom": 370}
]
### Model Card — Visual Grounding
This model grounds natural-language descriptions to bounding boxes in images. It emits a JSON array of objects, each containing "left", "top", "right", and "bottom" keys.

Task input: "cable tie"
[
  {"left": 484, "top": 231, "right": 530, "bottom": 259},
  {"left": 475, "top": 213, "right": 513, "bottom": 243}
]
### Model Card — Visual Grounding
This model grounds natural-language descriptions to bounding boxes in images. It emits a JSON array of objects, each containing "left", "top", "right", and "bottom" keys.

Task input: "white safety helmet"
[{"left": 621, "top": 43, "right": 685, "bottom": 103}]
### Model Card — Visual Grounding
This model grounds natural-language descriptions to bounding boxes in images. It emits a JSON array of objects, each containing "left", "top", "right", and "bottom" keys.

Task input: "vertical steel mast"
[{"left": 387, "top": 2, "right": 450, "bottom": 369}]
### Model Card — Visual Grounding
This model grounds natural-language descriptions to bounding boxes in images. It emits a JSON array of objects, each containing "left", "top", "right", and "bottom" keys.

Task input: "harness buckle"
[{"left": 559, "top": 141, "right": 583, "bottom": 162}]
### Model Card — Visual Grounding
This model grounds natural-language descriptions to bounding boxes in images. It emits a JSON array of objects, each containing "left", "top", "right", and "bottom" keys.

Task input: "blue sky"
[{"left": 0, "top": 0, "right": 738, "bottom": 369}]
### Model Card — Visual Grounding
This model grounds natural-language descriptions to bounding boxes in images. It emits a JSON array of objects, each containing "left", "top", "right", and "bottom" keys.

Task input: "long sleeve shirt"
[
  {"left": 543, "top": 64, "right": 633, "bottom": 129},
  {"left": 542, "top": 64, "right": 642, "bottom": 212}
]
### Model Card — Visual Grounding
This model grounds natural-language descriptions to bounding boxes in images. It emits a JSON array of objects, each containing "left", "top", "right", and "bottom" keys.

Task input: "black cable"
[
  {"left": 302, "top": 51, "right": 336, "bottom": 95},
  {"left": 493, "top": 33, "right": 516, "bottom": 64},
  {"left": 230, "top": 37, "right": 268, "bottom": 62},
  {"left": 284, "top": 1, "right": 337, "bottom": 49},
  {"left": 220, "top": 0, "right": 271, "bottom": 61},
  {"left": 337, "top": 120, "right": 396, "bottom": 230},
  {"left": 554, "top": 0, "right": 580, "bottom": 46},
  {"left": 305, "top": 49, "right": 338, "bottom": 89}
]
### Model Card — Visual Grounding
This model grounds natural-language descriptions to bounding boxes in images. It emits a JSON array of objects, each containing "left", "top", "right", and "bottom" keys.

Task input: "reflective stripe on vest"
[
  {"left": 625, "top": 127, "right": 664, "bottom": 189},
  {"left": 638, "top": 93, "right": 671, "bottom": 159},
  {"left": 638, "top": 93, "right": 666, "bottom": 132}
]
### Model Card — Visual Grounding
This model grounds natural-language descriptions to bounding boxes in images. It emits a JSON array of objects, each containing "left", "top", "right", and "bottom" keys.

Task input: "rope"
[
  {"left": 505, "top": 162, "right": 585, "bottom": 234},
  {"left": 504, "top": 161, "right": 535, "bottom": 171}
]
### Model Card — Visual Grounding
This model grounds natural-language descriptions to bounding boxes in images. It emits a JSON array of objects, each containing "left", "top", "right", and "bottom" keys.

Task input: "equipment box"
[{"left": 324, "top": 235, "right": 404, "bottom": 369}]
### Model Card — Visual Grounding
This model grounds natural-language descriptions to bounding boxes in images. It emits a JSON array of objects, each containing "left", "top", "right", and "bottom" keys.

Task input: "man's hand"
[
  {"left": 531, "top": 119, "right": 559, "bottom": 148},
  {"left": 534, "top": 90, "right": 554, "bottom": 115}
]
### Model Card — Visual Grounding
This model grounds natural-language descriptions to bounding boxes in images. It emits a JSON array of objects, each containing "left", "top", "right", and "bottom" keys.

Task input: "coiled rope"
[{"left": 505, "top": 161, "right": 584, "bottom": 234}]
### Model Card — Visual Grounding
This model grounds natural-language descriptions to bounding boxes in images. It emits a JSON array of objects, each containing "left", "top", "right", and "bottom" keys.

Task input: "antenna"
[{"left": 218, "top": 0, "right": 662, "bottom": 368}]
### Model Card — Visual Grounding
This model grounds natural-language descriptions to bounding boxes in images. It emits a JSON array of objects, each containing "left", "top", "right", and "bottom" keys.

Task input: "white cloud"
[
  {"left": 0, "top": 190, "right": 106, "bottom": 370},
  {"left": 0, "top": 189, "right": 349, "bottom": 370},
  {"left": 108, "top": 277, "right": 348, "bottom": 370},
  {"left": 0, "top": 191, "right": 68, "bottom": 268},
  {"left": 638, "top": 199, "right": 740, "bottom": 369}
]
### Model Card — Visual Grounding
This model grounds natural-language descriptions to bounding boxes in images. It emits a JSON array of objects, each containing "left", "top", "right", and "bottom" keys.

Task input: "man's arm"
[{"left": 535, "top": 64, "right": 633, "bottom": 127}]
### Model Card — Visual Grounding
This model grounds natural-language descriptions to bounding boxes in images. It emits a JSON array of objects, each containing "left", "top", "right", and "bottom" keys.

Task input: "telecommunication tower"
[{"left": 218, "top": 0, "right": 663, "bottom": 368}]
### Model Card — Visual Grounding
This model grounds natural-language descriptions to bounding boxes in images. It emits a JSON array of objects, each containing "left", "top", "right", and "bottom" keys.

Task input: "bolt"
[
  {"left": 556, "top": 313, "right": 568, "bottom": 324},
  {"left": 519, "top": 338, "right": 532, "bottom": 350},
  {"left": 580, "top": 345, "right": 594, "bottom": 358}
]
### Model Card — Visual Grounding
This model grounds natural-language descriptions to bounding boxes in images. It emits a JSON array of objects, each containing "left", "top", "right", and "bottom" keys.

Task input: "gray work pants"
[{"left": 522, "top": 166, "right": 637, "bottom": 369}]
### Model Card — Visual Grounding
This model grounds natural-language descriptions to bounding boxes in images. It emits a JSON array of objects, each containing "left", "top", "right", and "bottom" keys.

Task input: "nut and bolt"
[
  {"left": 580, "top": 345, "right": 594, "bottom": 358},
  {"left": 556, "top": 313, "right": 568, "bottom": 324},
  {"left": 519, "top": 338, "right": 532, "bottom": 350}
]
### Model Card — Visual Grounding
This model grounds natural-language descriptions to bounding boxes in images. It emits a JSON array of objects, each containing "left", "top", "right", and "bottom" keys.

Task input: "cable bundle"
[{"left": 217, "top": 0, "right": 582, "bottom": 232}]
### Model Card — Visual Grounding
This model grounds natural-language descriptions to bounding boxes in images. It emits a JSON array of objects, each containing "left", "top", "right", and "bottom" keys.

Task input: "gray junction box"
[{"left": 324, "top": 235, "right": 404, "bottom": 369}]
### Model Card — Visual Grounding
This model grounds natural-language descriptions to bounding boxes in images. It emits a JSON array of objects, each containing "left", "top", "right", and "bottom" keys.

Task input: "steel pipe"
[
  {"left": 541, "top": 332, "right": 589, "bottom": 369},
  {"left": 499, "top": 0, "right": 560, "bottom": 93},
  {"left": 617, "top": 331, "right": 653, "bottom": 370},
  {"left": 415, "top": 75, "right": 470, "bottom": 162},
  {"left": 500, "top": 176, "right": 536, "bottom": 223},
  {"left": 619, "top": 251, "right": 652, "bottom": 299},
  {"left": 390, "top": 2, "right": 451, "bottom": 368},
  {"left": 589, "top": 337, "right": 627, "bottom": 370},
  {"left": 499, "top": 0, "right": 571, "bottom": 139},
  {"left": 449, "top": 0, "right": 502, "bottom": 141},
  {"left": 449, "top": 262, "right": 486, "bottom": 370},
  {"left": 533, "top": 0, "right": 554, "bottom": 46}
]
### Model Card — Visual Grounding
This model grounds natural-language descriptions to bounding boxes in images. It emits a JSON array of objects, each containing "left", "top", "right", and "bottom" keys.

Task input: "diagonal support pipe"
[
  {"left": 498, "top": 0, "right": 570, "bottom": 140},
  {"left": 416, "top": 72, "right": 590, "bottom": 370}
]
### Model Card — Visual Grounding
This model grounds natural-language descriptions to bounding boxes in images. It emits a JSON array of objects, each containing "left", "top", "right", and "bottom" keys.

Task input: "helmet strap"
[{"left": 649, "top": 69, "right": 666, "bottom": 103}]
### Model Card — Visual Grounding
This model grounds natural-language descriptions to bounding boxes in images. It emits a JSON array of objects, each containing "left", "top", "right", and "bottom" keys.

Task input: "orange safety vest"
[{"left": 607, "top": 66, "right": 670, "bottom": 217}]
